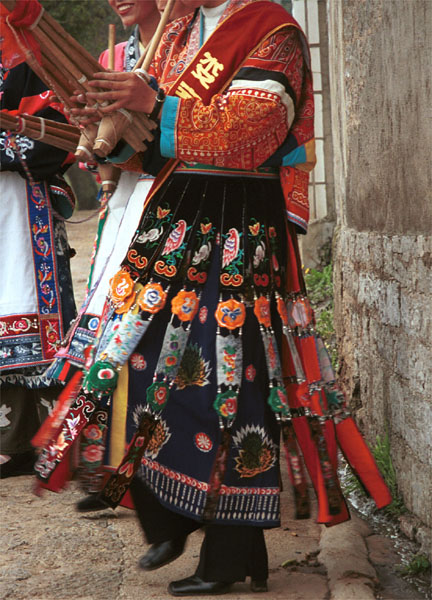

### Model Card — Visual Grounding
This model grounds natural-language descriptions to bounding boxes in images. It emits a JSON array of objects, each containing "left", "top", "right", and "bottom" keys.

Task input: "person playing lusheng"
[
  {"left": 0, "top": 60, "right": 76, "bottom": 478},
  {"left": 35, "top": 0, "right": 392, "bottom": 595},
  {"left": 50, "top": 0, "right": 193, "bottom": 512},
  {"left": 48, "top": 0, "right": 162, "bottom": 511}
]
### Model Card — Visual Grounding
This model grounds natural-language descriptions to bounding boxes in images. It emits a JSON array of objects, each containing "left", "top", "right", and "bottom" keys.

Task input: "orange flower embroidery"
[
  {"left": 254, "top": 296, "right": 271, "bottom": 328},
  {"left": 171, "top": 290, "right": 199, "bottom": 322},
  {"left": 215, "top": 299, "right": 246, "bottom": 330},
  {"left": 110, "top": 270, "right": 134, "bottom": 304},
  {"left": 115, "top": 290, "right": 136, "bottom": 315},
  {"left": 137, "top": 283, "right": 167, "bottom": 314}
]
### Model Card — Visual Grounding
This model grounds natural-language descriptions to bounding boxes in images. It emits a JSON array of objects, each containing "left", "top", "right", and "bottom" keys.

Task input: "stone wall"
[{"left": 327, "top": 0, "right": 432, "bottom": 547}]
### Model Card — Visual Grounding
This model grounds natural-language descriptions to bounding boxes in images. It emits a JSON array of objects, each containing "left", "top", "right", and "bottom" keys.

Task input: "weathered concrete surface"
[{"left": 328, "top": 0, "right": 432, "bottom": 551}]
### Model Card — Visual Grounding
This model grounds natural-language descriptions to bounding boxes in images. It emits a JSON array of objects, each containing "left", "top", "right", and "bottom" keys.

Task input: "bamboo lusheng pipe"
[
  {"left": 1, "top": 114, "right": 80, "bottom": 150},
  {"left": 1, "top": 1, "right": 154, "bottom": 154},
  {"left": 38, "top": 12, "right": 154, "bottom": 149},
  {"left": 99, "top": 24, "right": 121, "bottom": 195},
  {"left": 0, "top": 112, "right": 80, "bottom": 142},
  {"left": 92, "top": 0, "right": 175, "bottom": 157},
  {"left": 0, "top": 112, "right": 80, "bottom": 153}
]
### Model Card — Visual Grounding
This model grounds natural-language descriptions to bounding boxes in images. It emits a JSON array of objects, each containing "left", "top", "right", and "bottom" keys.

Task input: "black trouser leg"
[
  {"left": 130, "top": 475, "right": 200, "bottom": 544},
  {"left": 0, "top": 387, "right": 40, "bottom": 454},
  {"left": 195, "top": 524, "right": 268, "bottom": 583},
  {"left": 130, "top": 476, "right": 268, "bottom": 583}
]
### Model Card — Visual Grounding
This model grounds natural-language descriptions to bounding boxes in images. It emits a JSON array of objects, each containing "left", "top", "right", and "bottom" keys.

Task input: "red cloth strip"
[
  {"left": 31, "top": 370, "right": 83, "bottom": 448},
  {"left": 336, "top": 418, "right": 392, "bottom": 509}
]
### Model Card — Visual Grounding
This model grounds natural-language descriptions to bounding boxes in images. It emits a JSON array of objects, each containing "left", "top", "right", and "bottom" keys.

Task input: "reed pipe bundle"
[
  {"left": 0, "top": 111, "right": 80, "bottom": 153},
  {"left": 2, "top": 0, "right": 155, "bottom": 158}
]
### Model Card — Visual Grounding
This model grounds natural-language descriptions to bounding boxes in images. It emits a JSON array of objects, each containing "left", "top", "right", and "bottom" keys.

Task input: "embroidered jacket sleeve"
[
  {"left": 0, "top": 63, "right": 69, "bottom": 180},
  {"left": 159, "top": 27, "right": 306, "bottom": 170}
]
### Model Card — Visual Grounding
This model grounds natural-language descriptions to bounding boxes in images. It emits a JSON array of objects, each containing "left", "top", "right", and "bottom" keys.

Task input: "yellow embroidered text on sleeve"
[{"left": 191, "top": 52, "right": 224, "bottom": 90}]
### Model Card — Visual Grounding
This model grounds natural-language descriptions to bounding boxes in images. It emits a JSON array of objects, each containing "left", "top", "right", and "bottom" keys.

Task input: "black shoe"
[
  {"left": 168, "top": 575, "right": 231, "bottom": 597},
  {"left": 0, "top": 451, "right": 36, "bottom": 478},
  {"left": 76, "top": 494, "right": 110, "bottom": 513},
  {"left": 250, "top": 579, "right": 268, "bottom": 592},
  {"left": 139, "top": 537, "right": 186, "bottom": 571}
]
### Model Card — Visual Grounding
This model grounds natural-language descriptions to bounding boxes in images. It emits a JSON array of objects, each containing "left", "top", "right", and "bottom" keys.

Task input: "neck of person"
[{"left": 138, "top": 8, "right": 162, "bottom": 48}]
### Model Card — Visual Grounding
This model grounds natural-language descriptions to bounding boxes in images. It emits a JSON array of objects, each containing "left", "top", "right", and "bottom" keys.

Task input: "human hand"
[
  {"left": 68, "top": 89, "right": 100, "bottom": 125},
  {"left": 86, "top": 71, "right": 157, "bottom": 114}
]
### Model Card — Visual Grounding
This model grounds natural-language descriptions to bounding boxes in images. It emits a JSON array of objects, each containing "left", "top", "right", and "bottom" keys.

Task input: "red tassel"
[{"left": 335, "top": 417, "right": 392, "bottom": 509}]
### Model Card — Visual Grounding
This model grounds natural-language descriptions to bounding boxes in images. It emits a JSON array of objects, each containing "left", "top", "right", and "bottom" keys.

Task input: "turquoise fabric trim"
[
  {"left": 160, "top": 96, "right": 180, "bottom": 158},
  {"left": 287, "top": 209, "right": 308, "bottom": 234},
  {"left": 282, "top": 145, "right": 306, "bottom": 167},
  {"left": 108, "top": 143, "right": 135, "bottom": 164}
]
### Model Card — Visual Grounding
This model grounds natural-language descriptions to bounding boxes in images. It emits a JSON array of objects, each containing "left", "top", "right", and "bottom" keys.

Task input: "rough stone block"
[{"left": 330, "top": 578, "right": 376, "bottom": 600}]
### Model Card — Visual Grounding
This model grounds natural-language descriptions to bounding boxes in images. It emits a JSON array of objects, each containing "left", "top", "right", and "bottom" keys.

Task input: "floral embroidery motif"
[
  {"left": 137, "top": 282, "right": 167, "bottom": 314},
  {"left": 175, "top": 343, "right": 211, "bottom": 389},
  {"left": 83, "top": 424, "right": 103, "bottom": 441},
  {"left": 254, "top": 296, "right": 271, "bottom": 328},
  {"left": 249, "top": 221, "right": 260, "bottom": 236},
  {"left": 213, "top": 390, "right": 238, "bottom": 420},
  {"left": 157, "top": 324, "right": 190, "bottom": 380},
  {"left": 115, "top": 290, "right": 136, "bottom": 315},
  {"left": 130, "top": 353, "right": 147, "bottom": 371},
  {"left": 0, "top": 132, "right": 34, "bottom": 161},
  {"left": 118, "top": 435, "right": 145, "bottom": 478},
  {"left": 84, "top": 360, "right": 119, "bottom": 393},
  {"left": 110, "top": 270, "right": 134, "bottom": 305},
  {"left": 199, "top": 306, "right": 208, "bottom": 324},
  {"left": 215, "top": 299, "right": 246, "bottom": 330},
  {"left": 267, "top": 386, "right": 290, "bottom": 417},
  {"left": 82, "top": 444, "right": 104, "bottom": 464},
  {"left": 195, "top": 432, "right": 213, "bottom": 452},
  {"left": 145, "top": 419, "right": 171, "bottom": 459},
  {"left": 245, "top": 364, "right": 256, "bottom": 382},
  {"left": 171, "top": 290, "right": 199, "bottom": 322},
  {"left": 146, "top": 381, "right": 170, "bottom": 411},
  {"left": 232, "top": 425, "right": 277, "bottom": 478},
  {"left": 216, "top": 334, "right": 242, "bottom": 388}
]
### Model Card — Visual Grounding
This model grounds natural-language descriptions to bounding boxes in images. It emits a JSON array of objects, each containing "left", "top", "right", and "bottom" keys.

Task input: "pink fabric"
[{"left": 99, "top": 41, "right": 127, "bottom": 71}]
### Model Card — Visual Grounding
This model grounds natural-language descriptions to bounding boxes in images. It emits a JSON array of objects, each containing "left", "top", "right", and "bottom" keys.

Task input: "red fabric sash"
[
  {"left": 0, "top": 0, "right": 43, "bottom": 69},
  {"left": 168, "top": 1, "right": 301, "bottom": 102}
]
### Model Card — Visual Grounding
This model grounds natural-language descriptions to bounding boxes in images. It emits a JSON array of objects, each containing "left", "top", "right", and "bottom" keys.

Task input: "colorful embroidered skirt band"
[
  {"left": 35, "top": 173, "right": 391, "bottom": 527},
  {"left": 0, "top": 172, "right": 75, "bottom": 388}
]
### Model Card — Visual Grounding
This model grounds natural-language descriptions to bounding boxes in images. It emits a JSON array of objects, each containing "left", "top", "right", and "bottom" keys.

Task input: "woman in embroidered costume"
[
  {"left": 34, "top": 0, "right": 391, "bottom": 595},
  {"left": 0, "top": 60, "right": 76, "bottom": 477},
  {"left": 45, "top": 0, "right": 162, "bottom": 508}
]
